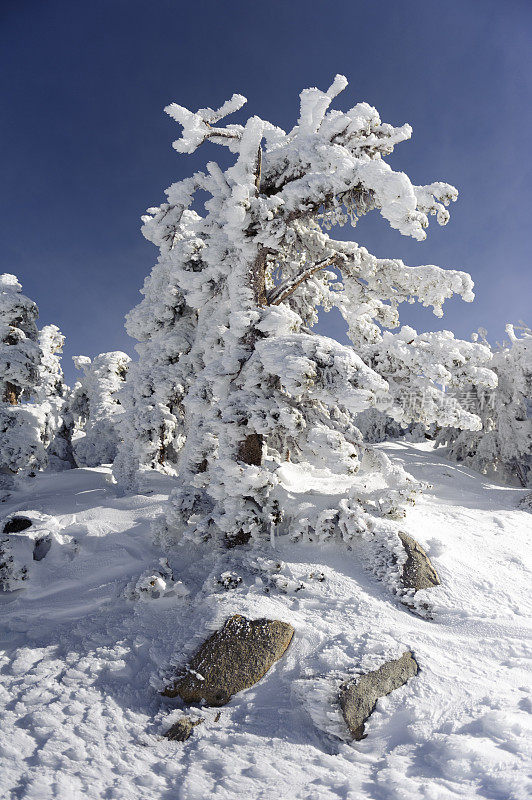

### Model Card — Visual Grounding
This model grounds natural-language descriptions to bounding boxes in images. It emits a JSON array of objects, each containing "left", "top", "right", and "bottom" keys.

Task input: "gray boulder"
[
  {"left": 162, "top": 614, "right": 294, "bottom": 706},
  {"left": 339, "top": 651, "right": 419, "bottom": 740},
  {"left": 398, "top": 532, "right": 440, "bottom": 591}
]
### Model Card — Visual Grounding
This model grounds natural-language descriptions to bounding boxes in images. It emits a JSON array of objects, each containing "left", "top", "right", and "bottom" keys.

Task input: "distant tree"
[
  {"left": 438, "top": 325, "right": 532, "bottom": 486},
  {"left": 118, "top": 75, "right": 495, "bottom": 547},
  {"left": 353, "top": 323, "right": 499, "bottom": 444},
  {"left": 71, "top": 352, "right": 131, "bottom": 467},
  {"left": 354, "top": 408, "right": 429, "bottom": 445},
  {"left": 35, "top": 325, "right": 76, "bottom": 470}
]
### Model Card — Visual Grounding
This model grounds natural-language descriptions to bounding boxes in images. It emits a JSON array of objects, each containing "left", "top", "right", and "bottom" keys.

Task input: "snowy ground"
[{"left": 0, "top": 442, "right": 531, "bottom": 800}]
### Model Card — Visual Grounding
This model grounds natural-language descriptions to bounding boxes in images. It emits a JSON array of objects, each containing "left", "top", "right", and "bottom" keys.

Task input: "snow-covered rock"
[
  {"left": 0, "top": 511, "right": 73, "bottom": 591},
  {"left": 339, "top": 650, "right": 419, "bottom": 740},
  {"left": 162, "top": 614, "right": 295, "bottom": 706}
]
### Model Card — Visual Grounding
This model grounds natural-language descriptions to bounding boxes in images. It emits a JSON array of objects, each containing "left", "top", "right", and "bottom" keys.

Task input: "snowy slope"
[{"left": 0, "top": 443, "right": 530, "bottom": 800}]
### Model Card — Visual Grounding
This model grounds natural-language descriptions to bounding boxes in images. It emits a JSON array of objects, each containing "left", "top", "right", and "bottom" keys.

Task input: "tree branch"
[
  {"left": 203, "top": 121, "right": 241, "bottom": 145},
  {"left": 267, "top": 256, "right": 342, "bottom": 306}
]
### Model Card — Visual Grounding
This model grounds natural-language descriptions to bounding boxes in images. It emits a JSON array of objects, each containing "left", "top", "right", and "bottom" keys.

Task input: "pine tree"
[
  {"left": 354, "top": 408, "right": 430, "bottom": 445},
  {"left": 36, "top": 325, "right": 76, "bottom": 470},
  {"left": 0, "top": 274, "right": 40, "bottom": 406},
  {"left": 118, "top": 76, "right": 495, "bottom": 547},
  {"left": 0, "top": 274, "right": 46, "bottom": 482},
  {"left": 113, "top": 211, "right": 199, "bottom": 490},
  {"left": 438, "top": 325, "right": 532, "bottom": 486},
  {"left": 71, "top": 352, "right": 131, "bottom": 467}
]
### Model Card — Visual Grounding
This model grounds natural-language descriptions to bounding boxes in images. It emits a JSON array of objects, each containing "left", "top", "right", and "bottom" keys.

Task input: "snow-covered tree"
[
  {"left": 71, "top": 351, "right": 131, "bottom": 467},
  {"left": 35, "top": 325, "right": 76, "bottom": 470},
  {"left": 113, "top": 228, "right": 198, "bottom": 490},
  {"left": 0, "top": 277, "right": 76, "bottom": 482},
  {"left": 0, "top": 274, "right": 40, "bottom": 406},
  {"left": 119, "top": 75, "right": 495, "bottom": 548},
  {"left": 0, "top": 274, "right": 46, "bottom": 483},
  {"left": 438, "top": 325, "right": 532, "bottom": 486},
  {"left": 354, "top": 407, "right": 432, "bottom": 445}
]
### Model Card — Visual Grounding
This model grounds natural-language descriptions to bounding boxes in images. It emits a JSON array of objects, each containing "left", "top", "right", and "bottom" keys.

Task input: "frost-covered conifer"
[
  {"left": 121, "top": 76, "right": 496, "bottom": 547},
  {"left": 0, "top": 274, "right": 46, "bottom": 482},
  {"left": 71, "top": 352, "right": 131, "bottom": 467},
  {"left": 0, "top": 274, "right": 40, "bottom": 406},
  {"left": 438, "top": 325, "right": 532, "bottom": 486},
  {"left": 0, "top": 276, "right": 76, "bottom": 482},
  {"left": 113, "top": 220, "right": 198, "bottom": 489},
  {"left": 35, "top": 325, "right": 76, "bottom": 470},
  {"left": 354, "top": 408, "right": 432, "bottom": 445}
]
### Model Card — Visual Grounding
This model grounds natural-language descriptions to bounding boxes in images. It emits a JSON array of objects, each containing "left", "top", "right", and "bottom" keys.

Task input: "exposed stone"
[
  {"left": 163, "top": 716, "right": 204, "bottom": 742},
  {"left": 33, "top": 535, "right": 52, "bottom": 561},
  {"left": 3, "top": 516, "right": 32, "bottom": 534},
  {"left": 0, "top": 532, "right": 31, "bottom": 590},
  {"left": 162, "top": 614, "right": 295, "bottom": 706},
  {"left": 398, "top": 532, "right": 440, "bottom": 591},
  {"left": 339, "top": 651, "right": 419, "bottom": 740}
]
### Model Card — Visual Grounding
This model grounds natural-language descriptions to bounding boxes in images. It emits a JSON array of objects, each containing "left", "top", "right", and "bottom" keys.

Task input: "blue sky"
[{"left": 1, "top": 0, "right": 531, "bottom": 384}]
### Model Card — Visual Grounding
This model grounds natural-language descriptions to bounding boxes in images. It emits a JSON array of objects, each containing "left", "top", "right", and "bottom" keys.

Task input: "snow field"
[{"left": 0, "top": 443, "right": 531, "bottom": 800}]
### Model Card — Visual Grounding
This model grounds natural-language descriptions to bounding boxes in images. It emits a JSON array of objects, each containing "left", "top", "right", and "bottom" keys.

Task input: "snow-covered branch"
[{"left": 267, "top": 256, "right": 343, "bottom": 306}]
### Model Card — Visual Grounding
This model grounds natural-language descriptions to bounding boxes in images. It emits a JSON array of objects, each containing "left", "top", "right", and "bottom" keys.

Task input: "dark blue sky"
[{"left": 1, "top": 0, "right": 531, "bottom": 384}]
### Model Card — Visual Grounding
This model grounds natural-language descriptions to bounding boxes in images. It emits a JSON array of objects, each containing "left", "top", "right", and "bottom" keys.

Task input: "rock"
[
  {"left": 339, "top": 651, "right": 419, "bottom": 740},
  {"left": 398, "top": 532, "right": 440, "bottom": 591},
  {"left": 163, "top": 716, "right": 204, "bottom": 742},
  {"left": 0, "top": 532, "right": 31, "bottom": 590},
  {"left": 162, "top": 614, "right": 295, "bottom": 706},
  {"left": 3, "top": 516, "right": 32, "bottom": 534},
  {"left": 0, "top": 514, "right": 74, "bottom": 591},
  {"left": 32, "top": 535, "right": 52, "bottom": 561}
]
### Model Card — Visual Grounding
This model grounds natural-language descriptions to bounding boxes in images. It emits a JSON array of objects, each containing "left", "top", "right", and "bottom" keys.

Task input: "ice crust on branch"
[{"left": 116, "top": 75, "right": 496, "bottom": 549}]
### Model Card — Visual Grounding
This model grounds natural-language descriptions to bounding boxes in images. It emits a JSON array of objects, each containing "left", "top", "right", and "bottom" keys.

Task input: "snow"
[{"left": 0, "top": 442, "right": 530, "bottom": 800}]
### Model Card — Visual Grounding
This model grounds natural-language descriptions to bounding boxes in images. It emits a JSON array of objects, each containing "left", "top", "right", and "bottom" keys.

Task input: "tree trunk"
[
  {"left": 250, "top": 245, "right": 268, "bottom": 308},
  {"left": 238, "top": 245, "right": 268, "bottom": 467},
  {"left": 227, "top": 150, "right": 267, "bottom": 546},
  {"left": 237, "top": 432, "right": 263, "bottom": 466},
  {"left": 4, "top": 382, "right": 19, "bottom": 405}
]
